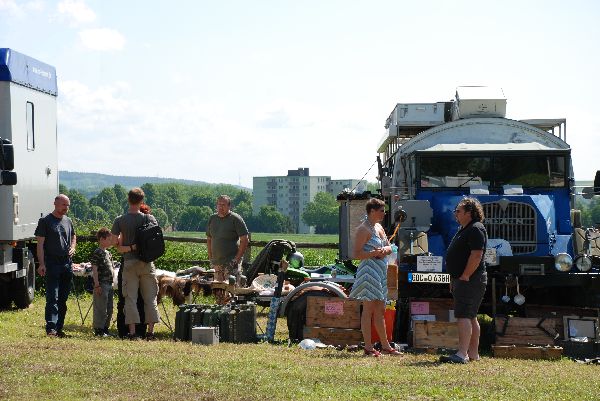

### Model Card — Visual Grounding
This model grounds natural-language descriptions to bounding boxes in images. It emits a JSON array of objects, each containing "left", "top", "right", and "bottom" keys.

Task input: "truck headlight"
[
  {"left": 554, "top": 253, "right": 573, "bottom": 272},
  {"left": 574, "top": 255, "right": 592, "bottom": 272}
]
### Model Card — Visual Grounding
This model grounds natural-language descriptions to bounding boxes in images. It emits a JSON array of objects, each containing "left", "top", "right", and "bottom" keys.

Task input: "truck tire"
[
  {"left": 286, "top": 291, "right": 335, "bottom": 342},
  {"left": 12, "top": 253, "right": 35, "bottom": 309},
  {"left": 0, "top": 278, "right": 12, "bottom": 309}
]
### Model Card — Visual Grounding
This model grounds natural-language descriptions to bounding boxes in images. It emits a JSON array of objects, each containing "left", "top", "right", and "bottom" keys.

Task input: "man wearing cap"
[
  {"left": 206, "top": 195, "right": 249, "bottom": 304},
  {"left": 35, "top": 194, "right": 77, "bottom": 337}
]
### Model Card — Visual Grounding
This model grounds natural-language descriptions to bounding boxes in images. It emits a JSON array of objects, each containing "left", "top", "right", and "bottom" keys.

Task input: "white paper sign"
[
  {"left": 417, "top": 255, "right": 443, "bottom": 272},
  {"left": 484, "top": 248, "right": 498, "bottom": 266}
]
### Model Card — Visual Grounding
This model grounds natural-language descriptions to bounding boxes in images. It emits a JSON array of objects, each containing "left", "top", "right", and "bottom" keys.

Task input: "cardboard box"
[
  {"left": 306, "top": 297, "right": 361, "bottom": 329},
  {"left": 495, "top": 316, "right": 559, "bottom": 346},
  {"left": 303, "top": 326, "right": 363, "bottom": 346},
  {"left": 412, "top": 321, "right": 459, "bottom": 349},
  {"left": 492, "top": 345, "right": 562, "bottom": 360}
]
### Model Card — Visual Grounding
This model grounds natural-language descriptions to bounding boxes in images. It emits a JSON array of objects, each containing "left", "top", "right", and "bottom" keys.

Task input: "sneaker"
[
  {"left": 56, "top": 330, "right": 71, "bottom": 338},
  {"left": 94, "top": 329, "right": 110, "bottom": 338},
  {"left": 47, "top": 329, "right": 58, "bottom": 337},
  {"left": 127, "top": 333, "right": 140, "bottom": 341},
  {"left": 439, "top": 354, "right": 468, "bottom": 364},
  {"left": 145, "top": 333, "right": 157, "bottom": 341}
]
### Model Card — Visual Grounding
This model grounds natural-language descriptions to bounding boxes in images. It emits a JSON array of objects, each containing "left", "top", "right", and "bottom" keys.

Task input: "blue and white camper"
[{"left": 0, "top": 48, "right": 58, "bottom": 308}]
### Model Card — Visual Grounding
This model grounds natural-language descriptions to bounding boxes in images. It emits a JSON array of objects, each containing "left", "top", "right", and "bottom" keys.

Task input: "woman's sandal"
[
  {"left": 381, "top": 348, "right": 402, "bottom": 356},
  {"left": 364, "top": 349, "right": 381, "bottom": 357}
]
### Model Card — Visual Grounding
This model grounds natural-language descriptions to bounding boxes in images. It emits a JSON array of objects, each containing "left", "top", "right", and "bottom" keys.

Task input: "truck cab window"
[
  {"left": 419, "top": 156, "right": 491, "bottom": 188},
  {"left": 494, "top": 155, "right": 566, "bottom": 188},
  {"left": 26, "top": 101, "right": 34, "bottom": 151}
]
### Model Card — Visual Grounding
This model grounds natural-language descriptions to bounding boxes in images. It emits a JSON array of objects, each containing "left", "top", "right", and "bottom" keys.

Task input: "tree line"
[{"left": 60, "top": 182, "right": 342, "bottom": 234}]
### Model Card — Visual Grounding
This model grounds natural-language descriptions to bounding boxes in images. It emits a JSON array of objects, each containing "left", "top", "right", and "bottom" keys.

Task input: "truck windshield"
[{"left": 419, "top": 154, "right": 567, "bottom": 188}]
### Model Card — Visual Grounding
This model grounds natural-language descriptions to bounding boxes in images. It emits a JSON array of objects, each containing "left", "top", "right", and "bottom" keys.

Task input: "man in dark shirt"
[
  {"left": 440, "top": 197, "right": 487, "bottom": 364},
  {"left": 35, "top": 194, "right": 77, "bottom": 337},
  {"left": 206, "top": 195, "right": 249, "bottom": 304}
]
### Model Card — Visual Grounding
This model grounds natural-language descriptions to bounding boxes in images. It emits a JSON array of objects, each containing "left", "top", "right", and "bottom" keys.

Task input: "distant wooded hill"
[{"left": 59, "top": 171, "right": 249, "bottom": 198}]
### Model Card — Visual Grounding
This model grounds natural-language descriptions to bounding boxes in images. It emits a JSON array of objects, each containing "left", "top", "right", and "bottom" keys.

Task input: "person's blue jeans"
[{"left": 45, "top": 260, "right": 73, "bottom": 333}]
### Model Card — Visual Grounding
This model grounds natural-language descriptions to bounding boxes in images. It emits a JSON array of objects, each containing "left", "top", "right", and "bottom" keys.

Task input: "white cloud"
[
  {"left": 79, "top": 28, "right": 125, "bottom": 51},
  {"left": 57, "top": 0, "right": 95, "bottom": 25},
  {"left": 0, "top": 0, "right": 18, "bottom": 11},
  {"left": 54, "top": 78, "right": 380, "bottom": 188},
  {"left": 0, "top": 0, "right": 44, "bottom": 19}
]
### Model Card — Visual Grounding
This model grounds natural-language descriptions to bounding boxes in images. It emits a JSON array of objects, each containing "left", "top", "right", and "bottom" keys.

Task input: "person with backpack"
[{"left": 111, "top": 188, "right": 160, "bottom": 340}]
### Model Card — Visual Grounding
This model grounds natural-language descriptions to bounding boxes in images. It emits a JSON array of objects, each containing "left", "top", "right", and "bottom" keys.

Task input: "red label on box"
[
  {"left": 324, "top": 302, "right": 344, "bottom": 315},
  {"left": 411, "top": 302, "right": 430, "bottom": 315}
]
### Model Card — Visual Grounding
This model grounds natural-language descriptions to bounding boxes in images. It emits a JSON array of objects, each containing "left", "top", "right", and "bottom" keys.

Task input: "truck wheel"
[
  {"left": 12, "top": 253, "right": 35, "bottom": 309},
  {"left": 0, "top": 278, "right": 11, "bottom": 309}
]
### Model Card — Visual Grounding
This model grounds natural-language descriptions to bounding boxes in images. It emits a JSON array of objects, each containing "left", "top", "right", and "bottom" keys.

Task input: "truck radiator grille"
[{"left": 482, "top": 201, "right": 537, "bottom": 254}]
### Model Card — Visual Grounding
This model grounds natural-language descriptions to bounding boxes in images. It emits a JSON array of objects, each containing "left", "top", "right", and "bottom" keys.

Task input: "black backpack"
[{"left": 135, "top": 214, "right": 165, "bottom": 262}]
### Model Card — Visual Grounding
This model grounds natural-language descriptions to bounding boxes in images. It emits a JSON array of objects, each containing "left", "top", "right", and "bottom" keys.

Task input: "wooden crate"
[
  {"left": 413, "top": 321, "right": 459, "bottom": 349},
  {"left": 306, "top": 297, "right": 361, "bottom": 329},
  {"left": 410, "top": 298, "right": 454, "bottom": 322},
  {"left": 492, "top": 345, "right": 563, "bottom": 360},
  {"left": 303, "top": 326, "right": 363, "bottom": 346},
  {"left": 525, "top": 305, "right": 600, "bottom": 341},
  {"left": 495, "top": 316, "right": 559, "bottom": 346}
]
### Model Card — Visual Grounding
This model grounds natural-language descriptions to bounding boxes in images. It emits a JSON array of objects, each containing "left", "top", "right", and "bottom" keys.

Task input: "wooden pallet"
[
  {"left": 303, "top": 326, "right": 363, "bottom": 346},
  {"left": 492, "top": 345, "right": 563, "bottom": 360}
]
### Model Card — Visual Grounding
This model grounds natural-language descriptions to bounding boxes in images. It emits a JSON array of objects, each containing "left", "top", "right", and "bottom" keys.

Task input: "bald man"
[{"left": 35, "top": 194, "right": 77, "bottom": 337}]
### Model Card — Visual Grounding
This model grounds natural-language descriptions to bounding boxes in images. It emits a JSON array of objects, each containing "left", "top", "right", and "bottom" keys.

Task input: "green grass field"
[
  {"left": 168, "top": 231, "right": 338, "bottom": 244},
  {"left": 135, "top": 233, "right": 339, "bottom": 272},
  {"left": 1, "top": 296, "right": 599, "bottom": 400}
]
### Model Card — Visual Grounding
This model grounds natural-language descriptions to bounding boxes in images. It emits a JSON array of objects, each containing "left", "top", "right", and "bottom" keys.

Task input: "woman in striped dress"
[{"left": 349, "top": 198, "right": 401, "bottom": 356}]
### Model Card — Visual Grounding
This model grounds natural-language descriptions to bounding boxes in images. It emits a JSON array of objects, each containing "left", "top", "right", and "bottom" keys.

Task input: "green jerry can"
[
  {"left": 219, "top": 305, "right": 237, "bottom": 342},
  {"left": 202, "top": 305, "right": 220, "bottom": 328},
  {"left": 188, "top": 306, "right": 206, "bottom": 340},
  {"left": 233, "top": 303, "right": 257, "bottom": 343},
  {"left": 174, "top": 304, "right": 193, "bottom": 341}
]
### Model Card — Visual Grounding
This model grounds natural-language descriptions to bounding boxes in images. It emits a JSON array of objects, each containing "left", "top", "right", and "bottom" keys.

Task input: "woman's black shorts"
[{"left": 451, "top": 271, "right": 487, "bottom": 319}]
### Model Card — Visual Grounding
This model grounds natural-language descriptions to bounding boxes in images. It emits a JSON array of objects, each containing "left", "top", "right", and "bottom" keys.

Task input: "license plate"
[{"left": 408, "top": 272, "right": 451, "bottom": 284}]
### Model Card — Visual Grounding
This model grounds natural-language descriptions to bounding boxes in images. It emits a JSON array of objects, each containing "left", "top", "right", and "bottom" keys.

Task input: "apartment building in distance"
[{"left": 253, "top": 168, "right": 366, "bottom": 233}]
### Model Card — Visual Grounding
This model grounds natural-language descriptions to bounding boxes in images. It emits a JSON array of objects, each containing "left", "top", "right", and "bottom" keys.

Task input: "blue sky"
[{"left": 1, "top": 0, "right": 599, "bottom": 187}]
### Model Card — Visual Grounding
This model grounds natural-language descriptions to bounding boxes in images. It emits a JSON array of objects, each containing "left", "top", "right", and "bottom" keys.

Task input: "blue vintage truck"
[{"left": 375, "top": 87, "right": 599, "bottom": 333}]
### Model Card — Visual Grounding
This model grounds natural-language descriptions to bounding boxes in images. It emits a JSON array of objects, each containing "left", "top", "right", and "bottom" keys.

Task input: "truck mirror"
[
  {"left": 0, "top": 138, "right": 16, "bottom": 185},
  {"left": 1, "top": 138, "right": 15, "bottom": 171},
  {"left": 0, "top": 171, "right": 17, "bottom": 185},
  {"left": 582, "top": 187, "right": 594, "bottom": 200}
]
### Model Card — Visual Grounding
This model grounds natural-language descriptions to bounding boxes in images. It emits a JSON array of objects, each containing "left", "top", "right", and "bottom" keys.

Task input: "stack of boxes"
[{"left": 303, "top": 297, "right": 363, "bottom": 346}]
